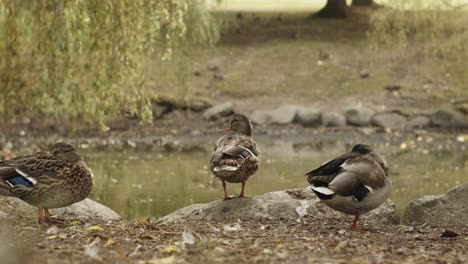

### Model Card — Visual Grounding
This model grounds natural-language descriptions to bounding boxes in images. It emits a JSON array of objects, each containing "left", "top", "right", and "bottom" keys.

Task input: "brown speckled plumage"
[
  {"left": 210, "top": 114, "right": 261, "bottom": 199},
  {"left": 0, "top": 142, "right": 93, "bottom": 224}
]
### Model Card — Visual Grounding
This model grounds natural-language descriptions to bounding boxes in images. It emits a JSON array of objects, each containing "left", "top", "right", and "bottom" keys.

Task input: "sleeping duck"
[
  {"left": 0, "top": 142, "right": 93, "bottom": 224},
  {"left": 305, "top": 144, "right": 391, "bottom": 228},
  {"left": 210, "top": 114, "right": 261, "bottom": 200}
]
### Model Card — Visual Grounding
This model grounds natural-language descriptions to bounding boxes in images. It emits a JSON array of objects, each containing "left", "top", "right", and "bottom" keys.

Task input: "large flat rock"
[
  {"left": 404, "top": 182, "right": 468, "bottom": 226},
  {"left": 0, "top": 197, "right": 121, "bottom": 221},
  {"left": 160, "top": 188, "right": 399, "bottom": 226}
]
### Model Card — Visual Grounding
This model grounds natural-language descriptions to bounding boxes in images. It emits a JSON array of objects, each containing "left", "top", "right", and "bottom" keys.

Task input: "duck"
[
  {"left": 210, "top": 114, "right": 261, "bottom": 200},
  {"left": 0, "top": 142, "right": 93, "bottom": 224},
  {"left": 305, "top": 144, "right": 391, "bottom": 228}
]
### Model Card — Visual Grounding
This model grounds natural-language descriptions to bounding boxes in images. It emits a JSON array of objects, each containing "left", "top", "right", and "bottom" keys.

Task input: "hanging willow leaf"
[{"left": 0, "top": 0, "right": 219, "bottom": 128}]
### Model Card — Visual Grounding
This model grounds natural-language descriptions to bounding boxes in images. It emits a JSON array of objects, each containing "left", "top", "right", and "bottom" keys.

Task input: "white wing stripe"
[
  {"left": 311, "top": 186, "right": 335, "bottom": 195},
  {"left": 15, "top": 168, "right": 38, "bottom": 185}
]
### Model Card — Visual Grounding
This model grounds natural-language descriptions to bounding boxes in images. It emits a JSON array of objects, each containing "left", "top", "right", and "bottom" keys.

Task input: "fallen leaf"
[
  {"left": 69, "top": 220, "right": 81, "bottom": 226},
  {"left": 334, "top": 240, "right": 348, "bottom": 251},
  {"left": 104, "top": 238, "right": 116, "bottom": 247},
  {"left": 160, "top": 246, "right": 180, "bottom": 255},
  {"left": 87, "top": 225, "right": 104, "bottom": 231},
  {"left": 47, "top": 235, "right": 58, "bottom": 240}
]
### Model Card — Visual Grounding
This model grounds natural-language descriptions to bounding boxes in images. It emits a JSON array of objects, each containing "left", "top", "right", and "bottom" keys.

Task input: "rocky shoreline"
[
  {"left": 1, "top": 183, "right": 466, "bottom": 263},
  {"left": 202, "top": 100, "right": 468, "bottom": 130}
]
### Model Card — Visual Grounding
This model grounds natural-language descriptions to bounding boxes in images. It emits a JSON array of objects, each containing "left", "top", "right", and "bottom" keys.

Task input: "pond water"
[{"left": 86, "top": 139, "right": 467, "bottom": 220}]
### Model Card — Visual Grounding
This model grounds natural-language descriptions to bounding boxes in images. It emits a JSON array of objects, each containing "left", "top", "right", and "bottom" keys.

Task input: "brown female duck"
[
  {"left": 0, "top": 142, "right": 93, "bottom": 224},
  {"left": 210, "top": 114, "right": 261, "bottom": 200}
]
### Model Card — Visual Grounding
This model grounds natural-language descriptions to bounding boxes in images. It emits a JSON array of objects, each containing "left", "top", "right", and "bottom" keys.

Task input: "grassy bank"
[{"left": 149, "top": 6, "right": 468, "bottom": 114}]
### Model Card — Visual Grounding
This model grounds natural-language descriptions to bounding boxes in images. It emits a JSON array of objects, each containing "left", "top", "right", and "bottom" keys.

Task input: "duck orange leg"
[
  {"left": 350, "top": 213, "right": 360, "bottom": 229},
  {"left": 44, "top": 208, "right": 54, "bottom": 223},
  {"left": 37, "top": 204, "right": 45, "bottom": 225},
  {"left": 222, "top": 181, "right": 235, "bottom": 200},
  {"left": 238, "top": 180, "right": 246, "bottom": 198}
]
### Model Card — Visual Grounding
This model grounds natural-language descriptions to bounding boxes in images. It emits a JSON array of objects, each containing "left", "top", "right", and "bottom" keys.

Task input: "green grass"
[{"left": 147, "top": 8, "right": 468, "bottom": 111}]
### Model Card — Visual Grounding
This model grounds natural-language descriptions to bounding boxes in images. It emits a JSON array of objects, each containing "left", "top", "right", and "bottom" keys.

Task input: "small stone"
[
  {"left": 207, "top": 64, "right": 219, "bottom": 71},
  {"left": 203, "top": 102, "right": 234, "bottom": 121},
  {"left": 250, "top": 105, "right": 299, "bottom": 125},
  {"left": 440, "top": 229, "right": 460, "bottom": 238},
  {"left": 360, "top": 69, "right": 370, "bottom": 78},
  {"left": 293, "top": 108, "right": 322, "bottom": 127},
  {"left": 190, "top": 99, "right": 212, "bottom": 112},
  {"left": 345, "top": 105, "right": 375, "bottom": 126},
  {"left": 406, "top": 116, "right": 431, "bottom": 129},
  {"left": 431, "top": 108, "right": 468, "bottom": 128},
  {"left": 322, "top": 112, "right": 346, "bottom": 127},
  {"left": 250, "top": 110, "right": 271, "bottom": 125},
  {"left": 371, "top": 112, "right": 407, "bottom": 130},
  {"left": 213, "top": 72, "right": 225, "bottom": 80}
]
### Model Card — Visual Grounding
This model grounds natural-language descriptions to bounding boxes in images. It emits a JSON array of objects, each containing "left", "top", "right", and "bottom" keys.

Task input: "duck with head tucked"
[
  {"left": 305, "top": 144, "right": 391, "bottom": 228},
  {"left": 210, "top": 114, "right": 261, "bottom": 200},
  {"left": 0, "top": 142, "right": 93, "bottom": 224}
]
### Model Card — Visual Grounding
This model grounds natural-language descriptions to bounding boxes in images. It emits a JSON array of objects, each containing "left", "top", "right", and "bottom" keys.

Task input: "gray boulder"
[
  {"left": 371, "top": 112, "right": 407, "bottom": 130},
  {"left": 403, "top": 182, "right": 468, "bottom": 226},
  {"left": 406, "top": 115, "right": 431, "bottom": 129},
  {"left": 250, "top": 109, "right": 272, "bottom": 125},
  {"left": 189, "top": 98, "right": 212, "bottom": 112},
  {"left": 160, "top": 188, "right": 399, "bottom": 226},
  {"left": 250, "top": 105, "right": 299, "bottom": 125},
  {"left": 322, "top": 112, "right": 347, "bottom": 127},
  {"left": 203, "top": 102, "right": 234, "bottom": 121},
  {"left": 269, "top": 105, "right": 299, "bottom": 125},
  {"left": 363, "top": 200, "right": 400, "bottom": 225},
  {"left": 293, "top": 107, "right": 322, "bottom": 127},
  {"left": 345, "top": 105, "right": 375, "bottom": 126},
  {"left": 431, "top": 109, "right": 468, "bottom": 128},
  {"left": 0, "top": 198, "right": 121, "bottom": 221}
]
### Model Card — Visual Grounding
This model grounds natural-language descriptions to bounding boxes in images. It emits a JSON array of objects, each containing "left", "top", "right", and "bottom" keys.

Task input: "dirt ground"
[{"left": 1, "top": 210, "right": 466, "bottom": 264}]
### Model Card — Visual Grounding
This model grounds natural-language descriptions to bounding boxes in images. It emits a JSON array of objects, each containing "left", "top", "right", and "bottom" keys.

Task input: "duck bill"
[{"left": 219, "top": 127, "right": 231, "bottom": 132}]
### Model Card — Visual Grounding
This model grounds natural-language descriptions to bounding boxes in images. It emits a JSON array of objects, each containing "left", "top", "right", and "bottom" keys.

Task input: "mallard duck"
[
  {"left": 210, "top": 114, "right": 261, "bottom": 200},
  {"left": 0, "top": 142, "right": 93, "bottom": 224},
  {"left": 305, "top": 144, "right": 391, "bottom": 228}
]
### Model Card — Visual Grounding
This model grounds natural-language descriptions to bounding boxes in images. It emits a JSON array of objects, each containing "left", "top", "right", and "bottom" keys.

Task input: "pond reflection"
[{"left": 86, "top": 140, "right": 467, "bottom": 219}]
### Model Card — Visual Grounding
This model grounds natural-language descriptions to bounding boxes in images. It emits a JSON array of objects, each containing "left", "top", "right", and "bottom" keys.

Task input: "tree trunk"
[
  {"left": 352, "top": 0, "right": 374, "bottom": 6},
  {"left": 316, "top": 0, "right": 348, "bottom": 18}
]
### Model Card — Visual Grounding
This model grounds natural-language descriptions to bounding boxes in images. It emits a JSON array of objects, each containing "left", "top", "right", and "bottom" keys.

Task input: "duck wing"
[
  {"left": 306, "top": 154, "right": 383, "bottom": 202},
  {"left": 210, "top": 134, "right": 261, "bottom": 176},
  {"left": 0, "top": 152, "right": 67, "bottom": 191}
]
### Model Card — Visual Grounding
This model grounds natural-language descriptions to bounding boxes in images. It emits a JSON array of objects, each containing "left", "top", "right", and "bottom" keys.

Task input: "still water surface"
[{"left": 86, "top": 141, "right": 467, "bottom": 220}]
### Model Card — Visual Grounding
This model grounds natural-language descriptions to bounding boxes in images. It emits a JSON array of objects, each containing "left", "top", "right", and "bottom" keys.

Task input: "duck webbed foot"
[
  {"left": 350, "top": 213, "right": 360, "bottom": 229},
  {"left": 44, "top": 208, "right": 65, "bottom": 224}
]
